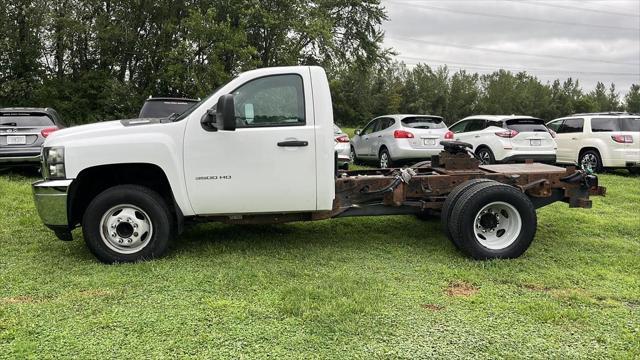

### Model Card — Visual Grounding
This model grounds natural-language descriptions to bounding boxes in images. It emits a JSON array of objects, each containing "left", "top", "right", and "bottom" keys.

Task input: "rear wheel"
[
  {"left": 476, "top": 147, "right": 495, "bottom": 165},
  {"left": 440, "top": 179, "right": 494, "bottom": 247},
  {"left": 448, "top": 181, "right": 537, "bottom": 259},
  {"left": 82, "top": 185, "right": 175, "bottom": 264},
  {"left": 379, "top": 148, "right": 394, "bottom": 169},
  {"left": 629, "top": 167, "right": 640, "bottom": 175},
  {"left": 579, "top": 149, "right": 603, "bottom": 173}
]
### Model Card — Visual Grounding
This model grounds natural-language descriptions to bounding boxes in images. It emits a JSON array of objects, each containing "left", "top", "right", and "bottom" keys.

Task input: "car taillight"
[
  {"left": 444, "top": 131, "right": 454, "bottom": 139},
  {"left": 548, "top": 129, "right": 557, "bottom": 138},
  {"left": 394, "top": 130, "right": 414, "bottom": 139},
  {"left": 611, "top": 134, "right": 633, "bottom": 143},
  {"left": 495, "top": 129, "right": 519, "bottom": 138},
  {"left": 335, "top": 134, "right": 349, "bottom": 143},
  {"left": 41, "top": 127, "right": 59, "bottom": 138}
]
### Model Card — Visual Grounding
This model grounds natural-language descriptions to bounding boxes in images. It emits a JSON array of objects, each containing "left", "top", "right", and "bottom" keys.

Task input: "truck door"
[{"left": 183, "top": 71, "right": 318, "bottom": 215}]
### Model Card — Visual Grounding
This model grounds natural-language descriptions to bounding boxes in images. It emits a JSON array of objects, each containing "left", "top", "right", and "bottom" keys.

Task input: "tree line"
[{"left": 1, "top": 0, "right": 638, "bottom": 126}]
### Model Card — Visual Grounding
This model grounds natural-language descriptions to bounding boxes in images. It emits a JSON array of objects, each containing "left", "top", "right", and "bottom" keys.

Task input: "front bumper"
[{"left": 32, "top": 180, "right": 72, "bottom": 229}]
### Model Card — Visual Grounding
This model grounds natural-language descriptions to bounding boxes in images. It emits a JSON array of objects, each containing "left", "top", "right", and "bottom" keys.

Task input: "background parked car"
[
  {"left": 334, "top": 125, "right": 350, "bottom": 170},
  {"left": 139, "top": 97, "right": 199, "bottom": 118},
  {"left": 448, "top": 115, "right": 556, "bottom": 165},
  {"left": 0, "top": 108, "right": 65, "bottom": 168},
  {"left": 350, "top": 114, "right": 450, "bottom": 168},
  {"left": 547, "top": 112, "right": 640, "bottom": 173}
]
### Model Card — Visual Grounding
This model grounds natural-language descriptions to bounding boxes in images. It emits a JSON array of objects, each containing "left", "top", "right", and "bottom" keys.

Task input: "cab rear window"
[
  {"left": 505, "top": 118, "right": 548, "bottom": 132},
  {"left": 0, "top": 114, "right": 54, "bottom": 127},
  {"left": 401, "top": 117, "right": 445, "bottom": 129}
]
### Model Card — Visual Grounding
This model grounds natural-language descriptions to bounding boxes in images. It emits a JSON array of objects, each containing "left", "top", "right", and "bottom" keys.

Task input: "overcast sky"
[{"left": 381, "top": 0, "right": 640, "bottom": 94}]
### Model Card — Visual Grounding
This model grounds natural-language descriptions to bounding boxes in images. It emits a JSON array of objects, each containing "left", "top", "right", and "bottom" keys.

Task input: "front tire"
[
  {"left": 448, "top": 182, "right": 537, "bottom": 259},
  {"left": 82, "top": 185, "right": 174, "bottom": 264},
  {"left": 628, "top": 167, "right": 640, "bottom": 175}
]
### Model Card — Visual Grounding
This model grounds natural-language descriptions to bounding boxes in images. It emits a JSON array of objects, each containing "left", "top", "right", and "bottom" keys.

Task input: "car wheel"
[
  {"left": 379, "top": 148, "right": 394, "bottom": 169},
  {"left": 448, "top": 181, "right": 537, "bottom": 260},
  {"left": 629, "top": 167, "right": 640, "bottom": 175},
  {"left": 440, "top": 179, "right": 495, "bottom": 247},
  {"left": 350, "top": 146, "right": 358, "bottom": 164},
  {"left": 476, "top": 147, "right": 495, "bottom": 165},
  {"left": 579, "top": 149, "right": 603, "bottom": 173},
  {"left": 82, "top": 184, "right": 175, "bottom": 264}
]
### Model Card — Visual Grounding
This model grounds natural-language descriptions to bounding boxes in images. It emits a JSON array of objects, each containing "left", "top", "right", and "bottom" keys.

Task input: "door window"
[
  {"left": 361, "top": 119, "right": 378, "bottom": 135},
  {"left": 557, "top": 118, "right": 584, "bottom": 133},
  {"left": 591, "top": 118, "right": 619, "bottom": 132},
  {"left": 464, "top": 119, "right": 487, "bottom": 132},
  {"left": 449, "top": 121, "right": 468, "bottom": 133},
  {"left": 376, "top": 118, "right": 395, "bottom": 132},
  {"left": 232, "top": 75, "right": 305, "bottom": 127},
  {"left": 547, "top": 120, "right": 563, "bottom": 132}
]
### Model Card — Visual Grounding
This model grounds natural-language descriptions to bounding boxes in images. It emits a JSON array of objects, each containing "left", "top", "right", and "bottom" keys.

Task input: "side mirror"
[
  {"left": 216, "top": 94, "right": 236, "bottom": 131},
  {"left": 354, "top": 129, "right": 361, "bottom": 136}
]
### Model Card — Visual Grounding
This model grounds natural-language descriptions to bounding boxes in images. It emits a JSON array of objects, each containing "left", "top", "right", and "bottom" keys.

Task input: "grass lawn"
[{"left": 1, "top": 169, "right": 639, "bottom": 358}]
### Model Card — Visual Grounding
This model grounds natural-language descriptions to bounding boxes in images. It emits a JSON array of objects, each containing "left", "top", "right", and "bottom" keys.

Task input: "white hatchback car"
[
  {"left": 334, "top": 125, "right": 350, "bottom": 169},
  {"left": 448, "top": 115, "right": 556, "bottom": 164},
  {"left": 546, "top": 113, "right": 640, "bottom": 173},
  {"left": 350, "top": 114, "right": 451, "bottom": 168}
]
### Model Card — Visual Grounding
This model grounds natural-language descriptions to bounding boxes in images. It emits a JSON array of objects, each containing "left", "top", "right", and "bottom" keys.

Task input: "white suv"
[
  {"left": 547, "top": 113, "right": 640, "bottom": 173},
  {"left": 350, "top": 114, "right": 451, "bottom": 168},
  {"left": 448, "top": 115, "right": 556, "bottom": 164}
]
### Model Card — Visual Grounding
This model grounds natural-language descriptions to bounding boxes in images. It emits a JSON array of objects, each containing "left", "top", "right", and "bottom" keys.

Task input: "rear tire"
[
  {"left": 82, "top": 185, "right": 175, "bottom": 264},
  {"left": 448, "top": 182, "right": 537, "bottom": 259},
  {"left": 628, "top": 167, "right": 640, "bottom": 175},
  {"left": 379, "top": 148, "right": 394, "bottom": 169},
  {"left": 476, "top": 147, "right": 495, "bottom": 165},
  {"left": 579, "top": 149, "right": 603, "bottom": 173},
  {"left": 440, "top": 179, "right": 495, "bottom": 247}
]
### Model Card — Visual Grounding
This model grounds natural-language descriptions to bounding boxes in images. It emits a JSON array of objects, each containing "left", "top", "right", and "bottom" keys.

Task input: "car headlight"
[{"left": 43, "top": 147, "right": 65, "bottom": 179}]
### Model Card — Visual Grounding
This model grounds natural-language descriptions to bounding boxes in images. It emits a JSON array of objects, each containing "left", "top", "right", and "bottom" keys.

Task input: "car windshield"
[
  {"left": 621, "top": 118, "right": 640, "bottom": 132},
  {"left": 0, "top": 114, "right": 54, "bottom": 127},
  {"left": 139, "top": 100, "right": 197, "bottom": 119},
  {"left": 505, "top": 118, "right": 548, "bottom": 132},
  {"left": 401, "top": 116, "right": 445, "bottom": 129}
]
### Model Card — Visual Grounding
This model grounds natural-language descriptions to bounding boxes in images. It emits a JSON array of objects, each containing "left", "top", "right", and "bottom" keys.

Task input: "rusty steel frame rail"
[{"left": 199, "top": 151, "right": 605, "bottom": 225}]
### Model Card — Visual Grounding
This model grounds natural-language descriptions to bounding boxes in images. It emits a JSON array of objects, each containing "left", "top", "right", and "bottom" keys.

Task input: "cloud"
[{"left": 382, "top": 0, "right": 640, "bottom": 93}]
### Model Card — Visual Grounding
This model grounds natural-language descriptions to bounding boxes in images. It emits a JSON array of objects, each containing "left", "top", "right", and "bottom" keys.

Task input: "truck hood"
[{"left": 44, "top": 118, "right": 166, "bottom": 147}]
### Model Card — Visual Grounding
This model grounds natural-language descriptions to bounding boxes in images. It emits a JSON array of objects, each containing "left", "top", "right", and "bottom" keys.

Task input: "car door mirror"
[
  {"left": 354, "top": 129, "right": 361, "bottom": 136},
  {"left": 216, "top": 94, "right": 236, "bottom": 131}
]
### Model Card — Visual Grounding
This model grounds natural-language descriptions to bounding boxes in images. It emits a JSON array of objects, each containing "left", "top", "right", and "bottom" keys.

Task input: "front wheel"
[
  {"left": 82, "top": 185, "right": 175, "bottom": 264},
  {"left": 628, "top": 167, "right": 640, "bottom": 175},
  {"left": 448, "top": 182, "right": 537, "bottom": 259}
]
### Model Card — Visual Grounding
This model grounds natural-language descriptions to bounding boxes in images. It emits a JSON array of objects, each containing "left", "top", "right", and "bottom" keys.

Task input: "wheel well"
[
  {"left": 579, "top": 147, "right": 600, "bottom": 159},
  {"left": 379, "top": 145, "right": 388, "bottom": 156},
  {"left": 68, "top": 163, "right": 177, "bottom": 228},
  {"left": 475, "top": 145, "right": 491, "bottom": 154}
]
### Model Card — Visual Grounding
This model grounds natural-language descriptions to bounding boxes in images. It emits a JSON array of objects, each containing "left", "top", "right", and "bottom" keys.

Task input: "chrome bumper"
[{"left": 32, "top": 179, "right": 72, "bottom": 227}]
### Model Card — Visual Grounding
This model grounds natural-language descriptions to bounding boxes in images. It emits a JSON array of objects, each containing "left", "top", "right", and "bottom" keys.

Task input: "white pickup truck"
[{"left": 32, "top": 66, "right": 603, "bottom": 264}]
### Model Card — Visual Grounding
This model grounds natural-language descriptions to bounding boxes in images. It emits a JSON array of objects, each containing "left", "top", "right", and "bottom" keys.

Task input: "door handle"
[
  {"left": 571, "top": 138, "right": 578, "bottom": 140},
  {"left": 474, "top": 135, "right": 480, "bottom": 138},
  {"left": 377, "top": 135, "right": 382, "bottom": 138},
  {"left": 277, "top": 140, "right": 308, "bottom": 147}
]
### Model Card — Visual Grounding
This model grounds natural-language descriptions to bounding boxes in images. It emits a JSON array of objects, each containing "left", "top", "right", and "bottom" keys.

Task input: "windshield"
[
  {"left": 139, "top": 100, "right": 197, "bottom": 119},
  {"left": 505, "top": 118, "right": 548, "bottom": 132},
  {"left": 173, "top": 81, "right": 234, "bottom": 122},
  {"left": 401, "top": 116, "right": 445, "bottom": 129},
  {"left": 0, "top": 114, "right": 54, "bottom": 127},
  {"left": 621, "top": 118, "right": 640, "bottom": 132}
]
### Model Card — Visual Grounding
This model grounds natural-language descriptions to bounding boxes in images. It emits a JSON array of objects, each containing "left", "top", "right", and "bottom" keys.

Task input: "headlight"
[{"left": 43, "top": 147, "right": 65, "bottom": 179}]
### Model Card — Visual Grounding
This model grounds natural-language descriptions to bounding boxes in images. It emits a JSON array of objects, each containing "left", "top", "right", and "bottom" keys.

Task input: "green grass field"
[{"left": 1, "top": 170, "right": 639, "bottom": 359}]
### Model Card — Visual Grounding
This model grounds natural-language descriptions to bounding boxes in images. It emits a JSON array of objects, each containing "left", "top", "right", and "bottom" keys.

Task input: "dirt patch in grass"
[
  {"left": 76, "top": 289, "right": 112, "bottom": 298},
  {"left": 1, "top": 296, "right": 37, "bottom": 304},
  {"left": 445, "top": 281, "right": 478, "bottom": 297},
  {"left": 421, "top": 303, "right": 445, "bottom": 311},
  {"left": 522, "top": 283, "right": 552, "bottom": 292}
]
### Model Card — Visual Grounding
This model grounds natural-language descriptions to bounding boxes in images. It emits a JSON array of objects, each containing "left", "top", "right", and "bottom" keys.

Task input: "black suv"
[{"left": 0, "top": 108, "right": 66, "bottom": 167}]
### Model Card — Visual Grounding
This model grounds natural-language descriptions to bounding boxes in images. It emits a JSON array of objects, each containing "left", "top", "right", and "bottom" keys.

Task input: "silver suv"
[
  {"left": 350, "top": 114, "right": 451, "bottom": 168},
  {"left": 0, "top": 108, "right": 65, "bottom": 167}
]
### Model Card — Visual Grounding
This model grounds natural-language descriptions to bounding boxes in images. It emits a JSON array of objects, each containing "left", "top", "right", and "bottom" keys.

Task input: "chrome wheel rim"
[
  {"left": 100, "top": 204, "right": 153, "bottom": 254},
  {"left": 581, "top": 153, "right": 597, "bottom": 171},
  {"left": 478, "top": 151, "right": 491, "bottom": 165},
  {"left": 380, "top": 152, "right": 389, "bottom": 168},
  {"left": 474, "top": 201, "right": 521, "bottom": 250}
]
